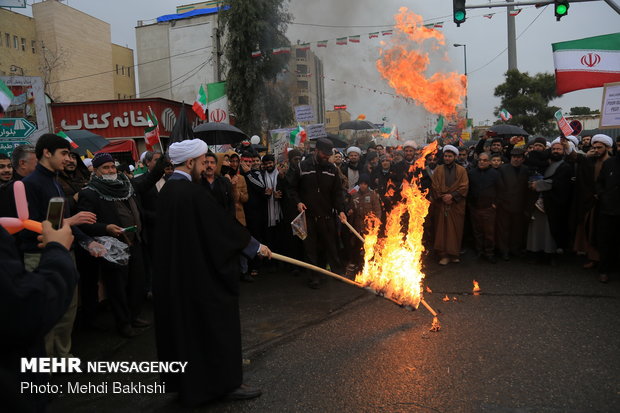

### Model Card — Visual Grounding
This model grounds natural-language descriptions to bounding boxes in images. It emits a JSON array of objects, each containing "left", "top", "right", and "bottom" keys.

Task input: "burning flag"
[
  {"left": 376, "top": 7, "right": 467, "bottom": 117},
  {"left": 442, "top": 295, "right": 450, "bottom": 302},
  {"left": 355, "top": 141, "right": 438, "bottom": 309},
  {"left": 473, "top": 280, "right": 481, "bottom": 293}
]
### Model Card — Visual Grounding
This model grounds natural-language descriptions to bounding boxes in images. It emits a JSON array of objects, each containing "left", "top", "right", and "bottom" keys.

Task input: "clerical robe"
[
  {"left": 431, "top": 163, "right": 469, "bottom": 257},
  {"left": 153, "top": 173, "right": 259, "bottom": 407}
]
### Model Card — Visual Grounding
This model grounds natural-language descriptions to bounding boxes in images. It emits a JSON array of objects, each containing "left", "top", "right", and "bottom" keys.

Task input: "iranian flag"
[
  {"left": 369, "top": 32, "right": 379, "bottom": 39},
  {"left": 57, "top": 131, "right": 79, "bottom": 149},
  {"left": 289, "top": 126, "right": 307, "bottom": 146},
  {"left": 317, "top": 40, "right": 328, "bottom": 48},
  {"left": 336, "top": 37, "right": 347, "bottom": 45},
  {"left": 298, "top": 43, "right": 311, "bottom": 51},
  {"left": 499, "top": 108, "right": 512, "bottom": 121},
  {"left": 0, "top": 79, "right": 14, "bottom": 112},
  {"left": 206, "top": 81, "right": 229, "bottom": 124},
  {"left": 144, "top": 107, "right": 160, "bottom": 151},
  {"left": 349, "top": 35, "right": 360, "bottom": 43},
  {"left": 552, "top": 33, "right": 620, "bottom": 95},
  {"left": 192, "top": 84, "right": 208, "bottom": 120}
]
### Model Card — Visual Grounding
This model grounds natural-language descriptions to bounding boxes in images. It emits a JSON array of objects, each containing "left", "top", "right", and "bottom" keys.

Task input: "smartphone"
[{"left": 46, "top": 197, "right": 65, "bottom": 230}]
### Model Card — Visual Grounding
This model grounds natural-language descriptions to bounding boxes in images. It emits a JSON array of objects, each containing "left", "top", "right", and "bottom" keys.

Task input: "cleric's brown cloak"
[{"left": 431, "top": 163, "right": 469, "bottom": 256}]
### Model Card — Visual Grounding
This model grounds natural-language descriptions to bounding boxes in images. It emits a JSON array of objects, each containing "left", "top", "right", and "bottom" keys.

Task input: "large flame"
[
  {"left": 376, "top": 7, "right": 467, "bottom": 117},
  {"left": 355, "top": 141, "right": 438, "bottom": 309}
]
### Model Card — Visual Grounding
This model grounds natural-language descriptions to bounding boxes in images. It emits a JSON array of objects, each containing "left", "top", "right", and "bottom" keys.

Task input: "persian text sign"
[
  {"left": 554, "top": 110, "right": 574, "bottom": 137},
  {"left": 600, "top": 82, "right": 620, "bottom": 128},
  {"left": 294, "top": 105, "right": 316, "bottom": 123},
  {"left": 0, "top": 118, "right": 36, "bottom": 138}
]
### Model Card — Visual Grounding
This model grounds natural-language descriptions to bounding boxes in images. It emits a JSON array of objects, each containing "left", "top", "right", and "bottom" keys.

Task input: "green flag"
[{"left": 434, "top": 115, "right": 444, "bottom": 133}]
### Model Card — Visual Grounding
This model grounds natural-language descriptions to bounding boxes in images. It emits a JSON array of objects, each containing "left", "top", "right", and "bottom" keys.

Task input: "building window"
[
  {"left": 121, "top": 66, "right": 125, "bottom": 75},
  {"left": 116, "top": 64, "right": 119, "bottom": 74},
  {"left": 5, "top": 33, "right": 9, "bottom": 47},
  {"left": 21, "top": 38, "right": 25, "bottom": 51},
  {"left": 296, "top": 49, "right": 307, "bottom": 58},
  {"left": 298, "top": 96, "right": 309, "bottom": 105},
  {"left": 297, "top": 80, "right": 308, "bottom": 89},
  {"left": 31, "top": 40, "right": 36, "bottom": 53},
  {"left": 0, "top": 33, "right": 2, "bottom": 47},
  {"left": 296, "top": 64, "right": 307, "bottom": 74},
  {"left": 118, "top": 93, "right": 121, "bottom": 99},
  {"left": 127, "top": 66, "right": 131, "bottom": 78},
  {"left": 13, "top": 35, "right": 18, "bottom": 49}
]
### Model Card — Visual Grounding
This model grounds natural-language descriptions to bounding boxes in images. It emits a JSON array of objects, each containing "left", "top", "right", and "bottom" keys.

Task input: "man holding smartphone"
[{"left": 21, "top": 134, "right": 105, "bottom": 359}]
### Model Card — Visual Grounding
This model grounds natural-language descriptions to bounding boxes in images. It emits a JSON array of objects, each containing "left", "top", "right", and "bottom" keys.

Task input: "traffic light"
[
  {"left": 453, "top": 0, "right": 466, "bottom": 27},
  {"left": 554, "top": 0, "right": 569, "bottom": 21}
]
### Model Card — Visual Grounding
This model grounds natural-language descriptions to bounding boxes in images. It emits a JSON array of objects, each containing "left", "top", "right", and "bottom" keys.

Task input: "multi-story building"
[
  {"left": 0, "top": 0, "right": 135, "bottom": 102},
  {"left": 325, "top": 107, "right": 351, "bottom": 135},
  {"left": 135, "top": 5, "right": 219, "bottom": 104},
  {"left": 289, "top": 45, "right": 325, "bottom": 124},
  {"left": 136, "top": 2, "right": 326, "bottom": 127},
  {"left": 0, "top": 8, "right": 42, "bottom": 77}
]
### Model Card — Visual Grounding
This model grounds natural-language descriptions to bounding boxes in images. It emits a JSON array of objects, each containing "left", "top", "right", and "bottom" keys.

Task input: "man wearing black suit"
[{"left": 496, "top": 148, "right": 529, "bottom": 260}]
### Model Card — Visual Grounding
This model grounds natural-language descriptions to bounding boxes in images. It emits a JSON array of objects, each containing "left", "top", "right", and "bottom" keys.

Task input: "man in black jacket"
[
  {"left": 287, "top": 138, "right": 347, "bottom": 288},
  {"left": 467, "top": 152, "right": 500, "bottom": 263},
  {"left": 77, "top": 152, "right": 149, "bottom": 337},
  {"left": 0, "top": 221, "right": 77, "bottom": 413},
  {"left": 496, "top": 148, "right": 529, "bottom": 260},
  {"left": 595, "top": 152, "right": 620, "bottom": 283}
]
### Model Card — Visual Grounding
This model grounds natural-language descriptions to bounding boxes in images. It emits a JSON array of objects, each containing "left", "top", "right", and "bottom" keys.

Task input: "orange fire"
[
  {"left": 442, "top": 295, "right": 450, "bottom": 302},
  {"left": 376, "top": 7, "right": 467, "bottom": 117},
  {"left": 425, "top": 286, "right": 433, "bottom": 294},
  {"left": 355, "top": 141, "right": 438, "bottom": 309},
  {"left": 473, "top": 280, "right": 481, "bottom": 292}
]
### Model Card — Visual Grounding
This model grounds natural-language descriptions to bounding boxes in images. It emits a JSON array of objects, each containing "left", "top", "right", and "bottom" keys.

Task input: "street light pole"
[{"left": 453, "top": 43, "right": 468, "bottom": 119}]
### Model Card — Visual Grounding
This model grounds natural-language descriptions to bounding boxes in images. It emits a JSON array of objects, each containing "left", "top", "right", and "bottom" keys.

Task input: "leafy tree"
[
  {"left": 569, "top": 106, "right": 600, "bottom": 115},
  {"left": 220, "top": 0, "right": 294, "bottom": 135},
  {"left": 493, "top": 69, "right": 559, "bottom": 136}
]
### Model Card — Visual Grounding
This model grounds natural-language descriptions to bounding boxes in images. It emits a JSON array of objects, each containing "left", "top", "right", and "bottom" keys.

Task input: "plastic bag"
[
  {"left": 93, "top": 236, "right": 131, "bottom": 266},
  {"left": 291, "top": 210, "right": 308, "bottom": 240}
]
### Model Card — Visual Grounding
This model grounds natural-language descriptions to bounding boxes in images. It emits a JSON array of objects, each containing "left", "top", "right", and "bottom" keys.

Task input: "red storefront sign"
[{"left": 51, "top": 98, "right": 199, "bottom": 139}]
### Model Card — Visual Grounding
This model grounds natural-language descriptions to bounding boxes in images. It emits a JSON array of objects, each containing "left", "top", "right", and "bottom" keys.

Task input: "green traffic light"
[
  {"left": 555, "top": 4, "right": 568, "bottom": 15},
  {"left": 454, "top": 10, "right": 465, "bottom": 22}
]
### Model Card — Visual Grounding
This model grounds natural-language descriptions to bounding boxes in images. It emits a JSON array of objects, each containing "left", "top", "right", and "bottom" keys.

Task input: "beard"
[{"left": 549, "top": 153, "right": 563, "bottom": 162}]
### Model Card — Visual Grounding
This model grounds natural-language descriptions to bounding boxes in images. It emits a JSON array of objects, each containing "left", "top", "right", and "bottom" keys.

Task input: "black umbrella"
[
  {"left": 193, "top": 122, "right": 248, "bottom": 145},
  {"left": 251, "top": 143, "right": 268, "bottom": 152},
  {"left": 489, "top": 124, "right": 529, "bottom": 136},
  {"left": 323, "top": 133, "right": 348, "bottom": 148},
  {"left": 170, "top": 105, "right": 194, "bottom": 144},
  {"left": 339, "top": 119, "right": 378, "bottom": 131},
  {"left": 64, "top": 130, "right": 109, "bottom": 156}
]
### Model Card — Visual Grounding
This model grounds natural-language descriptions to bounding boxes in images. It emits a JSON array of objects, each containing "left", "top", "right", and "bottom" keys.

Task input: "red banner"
[{"left": 51, "top": 98, "right": 199, "bottom": 139}]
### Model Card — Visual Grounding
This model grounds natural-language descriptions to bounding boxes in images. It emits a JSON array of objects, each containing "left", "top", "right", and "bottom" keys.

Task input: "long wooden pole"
[
  {"left": 270, "top": 252, "right": 440, "bottom": 320},
  {"left": 342, "top": 220, "right": 365, "bottom": 242}
]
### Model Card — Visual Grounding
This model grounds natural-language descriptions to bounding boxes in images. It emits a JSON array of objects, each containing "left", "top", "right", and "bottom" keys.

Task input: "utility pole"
[
  {"left": 507, "top": 0, "right": 518, "bottom": 70},
  {"left": 215, "top": 27, "right": 222, "bottom": 82}
]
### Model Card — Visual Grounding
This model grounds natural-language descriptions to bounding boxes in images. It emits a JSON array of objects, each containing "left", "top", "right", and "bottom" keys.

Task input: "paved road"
[{"left": 49, "top": 253, "right": 620, "bottom": 412}]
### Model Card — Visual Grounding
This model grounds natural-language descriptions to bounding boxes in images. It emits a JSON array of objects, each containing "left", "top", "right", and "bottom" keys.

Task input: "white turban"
[
  {"left": 443, "top": 144, "right": 459, "bottom": 155},
  {"left": 128, "top": 165, "right": 135, "bottom": 172},
  {"left": 139, "top": 151, "right": 148, "bottom": 163},
  {"left": 592, "top": 134, "right": 613, "bottom": 147},
  {"left": 346, "top": 146, "right": 361, "bottom": 155},
  {"left": 403, "top": 140, "right": 417, "bottom": 149},
  {"left": 83, "top": 158, "right": 92, "bottom": 168},
  {"left": 553, "top": 135, "right": 579, "bottom": 147},
  {"left": 169, "top": 139, "right": 208, "bottom": 165}
]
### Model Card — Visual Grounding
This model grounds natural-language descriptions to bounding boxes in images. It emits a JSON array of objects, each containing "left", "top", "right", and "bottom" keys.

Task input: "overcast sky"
[{"left": 14, "top": 0, "right": 620, "bottom": 137}]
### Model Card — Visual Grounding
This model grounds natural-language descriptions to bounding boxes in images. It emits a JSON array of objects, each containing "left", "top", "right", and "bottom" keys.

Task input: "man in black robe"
[{"left": 153, "top": 139, "right": 272, "bottom": 407}]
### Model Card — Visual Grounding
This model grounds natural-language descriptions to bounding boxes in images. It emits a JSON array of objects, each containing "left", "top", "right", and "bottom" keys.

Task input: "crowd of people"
[{"left": 1, "top": 130, "right": 620, "bottom": 409}]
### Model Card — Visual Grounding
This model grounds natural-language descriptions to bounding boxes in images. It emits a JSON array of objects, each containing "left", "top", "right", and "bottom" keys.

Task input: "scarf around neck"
[{"left": 87, "top": 173, "right": 134, "bottom": 201}]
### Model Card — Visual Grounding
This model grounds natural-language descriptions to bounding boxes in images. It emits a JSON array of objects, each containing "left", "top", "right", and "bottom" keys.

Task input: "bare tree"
[{"left": 39, "top": 41, "right": 70, "bottom": 101}]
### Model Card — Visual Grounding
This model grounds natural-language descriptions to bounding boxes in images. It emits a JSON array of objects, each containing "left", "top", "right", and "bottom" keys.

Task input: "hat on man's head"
[
  {"left": 403, "top": 140, "right": 417, "bottom": 149},
  {"left": 288, "top": 149, "right": 302, "bottom": 160},
  {"left": 531, "top": 137, "right": 547, "bottom": 146},
  {"left": 510, "top": 148, "right": 525, "bottom": 157},
  {"left": 316, "top": 138, "right": 334, "bottom": 154},
  {"left": 92, "top": 152, "right": 114, "bottom": 169},
  {"left": 83, "top": 158, "right": 93, "bottom": 168},
  {"left": 168, "top": 139, "right": 208, "bottom": 165},
  {"left": 358, "top": 173, "right": 371, "bottom": 185},
  {"left": 443, "top": 145, "right": 459, "bottom": 156},
  {"left": 346, "top": 146, "right": 361, "bottom": 155},
  {"left": 592, "top": 134, "right": 613, "bottom": 147},
  {"left": 262, "top": 154, "right": 275, "bottom": 163}
]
